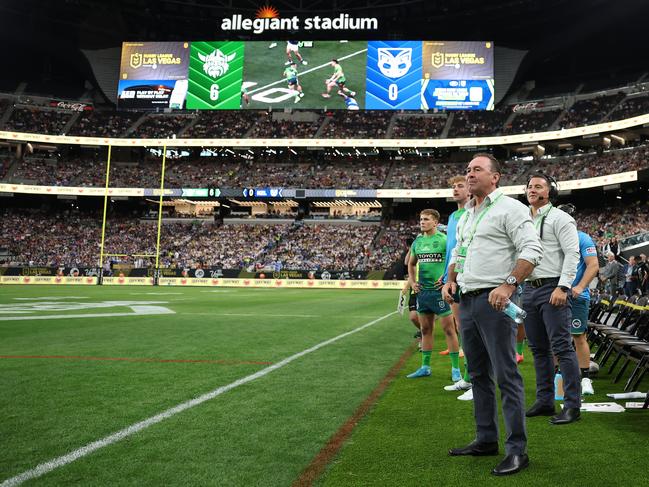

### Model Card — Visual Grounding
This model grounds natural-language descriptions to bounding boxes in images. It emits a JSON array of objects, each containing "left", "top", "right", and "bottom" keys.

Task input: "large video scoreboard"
[{"left": 118, "top": 40, "right": 494, "bottom": 111}]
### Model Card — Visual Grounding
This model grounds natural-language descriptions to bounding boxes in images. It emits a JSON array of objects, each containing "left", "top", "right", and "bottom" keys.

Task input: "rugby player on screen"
[
  {"left": 337, "top": 90, "right": 359, "bottom": 110},
  {"left": 285, "top": 41, "right": 307, "bottom": 66},
  {"left": 322, "top": 59, "right": 356, "bottom": 99},
  {"left": 283, "top": 62, "right": 305, "bottom": 104}
]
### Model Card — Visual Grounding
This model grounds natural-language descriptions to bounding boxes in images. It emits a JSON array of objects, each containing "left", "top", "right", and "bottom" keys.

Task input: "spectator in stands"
[
  {"left": 638, "top": 253, "right": 649, "bottom": 294},
  {"left": 599, "top": 252, "right": 623, "bottom": 295},
  {"left": 623, "top": 255, "right": 640, "bottom": 297}
]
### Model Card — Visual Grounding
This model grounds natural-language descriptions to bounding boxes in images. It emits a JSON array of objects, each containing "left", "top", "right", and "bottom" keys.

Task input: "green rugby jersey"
[{"left": 410, "top": 232, "right": 447, "bottom": 289}]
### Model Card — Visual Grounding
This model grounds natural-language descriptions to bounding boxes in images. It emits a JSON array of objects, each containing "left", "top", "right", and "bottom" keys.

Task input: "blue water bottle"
[
  {"left": 554, "top": 373, "right": 564, "bottom": 401},
  {"left": 503, "top": 299, "right": 527, "bottom": 324}
]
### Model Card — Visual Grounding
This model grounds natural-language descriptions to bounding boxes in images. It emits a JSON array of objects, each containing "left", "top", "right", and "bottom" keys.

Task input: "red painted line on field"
[
  {"left": 0, "top": 355, "right": 273, "bottom": 365},
  {"left": 292, "top": 343, "right": 416, "bottom": 487}
]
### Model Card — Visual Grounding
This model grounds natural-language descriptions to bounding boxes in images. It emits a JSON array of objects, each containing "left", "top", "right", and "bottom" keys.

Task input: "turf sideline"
[
  {"left": 292, "top": 343, "right": 416, "bottom": 487},
  {"left": 0, "top": 310, "right": 397, "bottom": 487}
]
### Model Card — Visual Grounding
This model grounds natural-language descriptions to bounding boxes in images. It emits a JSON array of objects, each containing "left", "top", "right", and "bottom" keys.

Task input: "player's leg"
[
  {"left": 571, "top": 297, "right": 594, "bottom": 395},
  {"left": 295, "top": 50, "right": 306, "bottom": 65},
  {"left": 408, "top": 292, "right": 422, "bottom": 349},
  {"left": 407, "top": 312, "right": 435, "bottom": 378},
  {"left": 407, "top": 290, "right": 434, "bottom": 378},
  {"left": 516, "top": 324, "right": 526, "bottom": 363}
]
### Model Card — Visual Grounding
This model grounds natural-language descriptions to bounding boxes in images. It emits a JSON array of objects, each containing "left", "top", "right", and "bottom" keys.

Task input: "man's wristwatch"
[
  {"left": 505, "top": 275, "right": 518, "bottom": 287},
  {"left": 558, "top": 285, "right": 569, "bottom": 293}
]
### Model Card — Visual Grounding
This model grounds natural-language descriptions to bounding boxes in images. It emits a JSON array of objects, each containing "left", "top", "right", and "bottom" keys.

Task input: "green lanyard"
[
  {"left": 458, "top": 193, "right": 503, "bottom": 249},
  {"left": 533, "top": 204, "right": 553, "bottom": 239}
]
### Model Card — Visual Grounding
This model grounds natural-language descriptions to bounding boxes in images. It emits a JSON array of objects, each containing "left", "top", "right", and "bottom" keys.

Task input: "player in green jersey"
[
  {"left": 283, "top": 62, "right": 304, "bottom": 104},
  {"left": 407, "top": 209, "right": 458, "bottom": 379},
  {"left": 322, "top": 58, "right": 356, "bottom": 99}
]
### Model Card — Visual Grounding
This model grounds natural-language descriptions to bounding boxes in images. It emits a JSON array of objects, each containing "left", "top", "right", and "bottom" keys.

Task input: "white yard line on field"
[{"left": 0, "top": 310, "right": 397, "bottom": 487}]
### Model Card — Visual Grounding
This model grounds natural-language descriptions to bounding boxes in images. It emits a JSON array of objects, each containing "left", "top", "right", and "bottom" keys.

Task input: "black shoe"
[
  {"left": 449, "top": 440, "right": 499, "bottom": 456},
  {"left": 492, "top": 454, "right": 529, "bottom": 476},
  {"left": 550, "top": 407, "right": 581, "bottom": 425},
  {"left": 525, "top": 402, "right": 556, "bottom": 417}
]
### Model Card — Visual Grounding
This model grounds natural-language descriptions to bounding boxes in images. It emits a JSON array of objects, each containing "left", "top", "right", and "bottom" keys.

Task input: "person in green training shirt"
[
  {"left": 283, "top": 62, "right": 305, "bottom": 104},
  {"left": 407, "top": 209, "right": 458, "bottom": 379},
  {"left": 322, "top": 58, "right": 356, "bottom": 99}
]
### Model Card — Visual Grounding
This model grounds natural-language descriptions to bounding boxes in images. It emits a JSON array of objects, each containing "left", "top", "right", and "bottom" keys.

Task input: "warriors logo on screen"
[
  {"left": 199, "top": 49, "right": 236, "bottom": 78},
  {"left": 377, "top": 48, "right": 412, "bottom": 78}
]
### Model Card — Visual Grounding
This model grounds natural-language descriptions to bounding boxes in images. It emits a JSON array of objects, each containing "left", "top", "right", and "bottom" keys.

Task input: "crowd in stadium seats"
[
  {"left": 0, "top": 209, "right": 382, "bottom": 270},
  {"left": 559, "top": 93, "right": 626, "bottom": 129},
  {"left": 527, "top": 145, "right": 649, "bottom": 182},
  {"left": 365, "top": 220, "right": 416, "bottom": 271},
  {"left": 391, "top": 115, "right": 447, "bottom": 139},
  {"left": 5, "top": 143, "right": 648, "bottom": 188},
  {"left": 1, "top": 201, "right": 647, "bottom": 271},
  {"left": 260, "top": 224, "right": 377, "bottom": 271},
  {"left": 68, "top": 111, "right": 141, "bottom": 137},
  {"left": 131, "top": 114, "right": 195, "bottom": 139},
  {"left": 447, "top": 108, "right": 508, "bottom": 137},
  {"left": 573, "top": 204, "right": 649, "bottom": 246},
  {"left": 320, "top": 110, "right": 393, "bottom": 138},
  {"left": 248, "top": 113, "right": 325, "bottom": 139},
  {"left": 505, "top": 109, "right": 561, "bottom": 134},
  {"left": 180, "top": 111, "right": 262, "bottom": 139},
  {"left": 607, "top": 94, "right": 649, "bottom": 121},
  {"left": 5, "top": 107, "right": 71, "bottom": 135}
]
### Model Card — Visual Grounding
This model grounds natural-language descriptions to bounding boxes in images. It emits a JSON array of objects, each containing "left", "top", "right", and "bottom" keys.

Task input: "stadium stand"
[
  {"left": 67, "top": 111, "right": 141, "bottom": 137},
  {"left": 4, "top": 107, "right": 72, "bottom": 135},
  {"left": 559, "top": 93, "right": 626, "bottom": 128},
  {"left": 391, "top": 115, "right": 447, "bottom": 139}
]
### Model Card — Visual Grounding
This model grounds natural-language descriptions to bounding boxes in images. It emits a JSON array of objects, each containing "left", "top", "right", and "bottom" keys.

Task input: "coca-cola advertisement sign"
[{"left": 49, "top": 101, "right": 94, "bottom": 112}]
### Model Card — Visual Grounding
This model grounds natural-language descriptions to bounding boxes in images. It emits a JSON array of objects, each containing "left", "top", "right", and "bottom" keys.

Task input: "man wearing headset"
[{"left": 523, "top": 174, "right": 581, "bottom": 424}]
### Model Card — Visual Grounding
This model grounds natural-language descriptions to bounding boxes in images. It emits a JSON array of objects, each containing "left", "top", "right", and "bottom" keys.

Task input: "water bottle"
[
  {"left": 503, "top": 299, "right": 527, "bottom": 324},
  {"left": 554, "top": 373, "right": 564, "bottom": 401}
]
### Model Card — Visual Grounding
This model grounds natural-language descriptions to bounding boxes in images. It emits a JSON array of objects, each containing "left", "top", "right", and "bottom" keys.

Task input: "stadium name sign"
[{"left": 220, "top": 14, "right": 378, "bottom": 34}]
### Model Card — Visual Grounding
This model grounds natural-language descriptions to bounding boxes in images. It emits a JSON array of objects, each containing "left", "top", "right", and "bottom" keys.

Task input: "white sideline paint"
[
  {"left": 13, "top": 297, "right": 89, "bottom": 300},
  {"left": 186, "top": 312, "right": 320, "bottom": 318},
  {"left": 0, "top": 310, "right": 397, "bottom": 486},
  {"left": 247, "top": 48, "right": 367, "bottom": 95},
  {"left": 0, "top": 306, "right": 175, "bottom": 321}
]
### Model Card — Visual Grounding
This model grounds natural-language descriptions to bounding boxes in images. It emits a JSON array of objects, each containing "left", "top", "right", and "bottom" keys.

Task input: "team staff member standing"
[
  {"left": 523, "top": 175, "right": 581, "bottom": 425},
  {"left": 443, "top": 153, "right": 543, "bottom": 476}
]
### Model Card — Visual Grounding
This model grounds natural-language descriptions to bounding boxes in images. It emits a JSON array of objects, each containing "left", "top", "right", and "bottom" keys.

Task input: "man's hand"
[
  {"left": 433, "top": 276, "right": 444, "bottom": 290},
  {"left": 442, "top": 281, "right": 457, "bottom": 304},
  {"left": 488, "top": 284, "right": 516, "bottom": 311},
  {"left": 571, "top": 285, "right": 584, "bottom": 299},
  {"left": 410, "top": 280, "right": 421, "bottom": 294},
  {"left": 549, "top": 287, "right": 568, "bottom": 307}
]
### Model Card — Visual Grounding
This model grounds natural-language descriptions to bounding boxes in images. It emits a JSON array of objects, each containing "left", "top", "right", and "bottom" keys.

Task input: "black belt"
[
  {"left": 461, "top": 287, "right": 496, "bottom": 298},
  {"left": 527, "top": 277, "right": 559, "bottom": 288}
]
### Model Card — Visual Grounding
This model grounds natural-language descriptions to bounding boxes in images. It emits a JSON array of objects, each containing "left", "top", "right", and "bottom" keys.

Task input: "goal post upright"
[
  {"left": 154, "top": 144, "right": 168, "bottom": 283},
  {"left": 98, "top": 144, "right": 112, "bottom": 278}
]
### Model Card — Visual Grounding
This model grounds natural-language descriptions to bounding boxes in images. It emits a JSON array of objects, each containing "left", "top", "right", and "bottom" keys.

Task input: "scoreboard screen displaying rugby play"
[{"left": 118, "top": 40, "right": 494, "bottom": 111}]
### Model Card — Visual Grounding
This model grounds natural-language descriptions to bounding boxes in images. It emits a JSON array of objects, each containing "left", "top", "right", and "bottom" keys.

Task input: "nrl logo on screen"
[
  {"left": 221, "top": 4, "right": 378, "bottom": 34},
  {"left": 130, "top": 53, "right": 143, "bottom": 69},
  {"left": 431, "top": 52, "right": 444, "bottom": 69}
]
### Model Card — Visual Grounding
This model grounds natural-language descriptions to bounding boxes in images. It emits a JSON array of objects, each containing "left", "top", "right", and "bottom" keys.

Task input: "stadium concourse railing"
[{"left": 0, "top": 112, "right": 647, "bottom": 288}]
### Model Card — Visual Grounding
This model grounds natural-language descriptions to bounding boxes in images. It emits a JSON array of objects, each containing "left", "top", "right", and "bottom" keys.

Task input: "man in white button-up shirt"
[
  {"left": 522, "top": 174, "right": 581, "bottom": 425},
  {"left": 443, "top": 153, "right": 543, "bottom": 476}
]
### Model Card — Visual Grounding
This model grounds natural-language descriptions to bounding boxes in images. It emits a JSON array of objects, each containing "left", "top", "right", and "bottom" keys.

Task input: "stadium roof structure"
[{"left": 1, "top": 0, "right": 648, "bottom": 99}]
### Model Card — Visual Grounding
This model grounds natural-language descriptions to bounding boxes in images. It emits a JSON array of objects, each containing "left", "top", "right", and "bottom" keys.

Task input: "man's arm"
[
  {"left": 572, "top": 255, "right": 599, "bottom": 298},
  {"left": 407, "top": 252, "right": 420, "bottom": 293},
  {"left": 556, "top": 220, "right": 580, "bottom": 288}
]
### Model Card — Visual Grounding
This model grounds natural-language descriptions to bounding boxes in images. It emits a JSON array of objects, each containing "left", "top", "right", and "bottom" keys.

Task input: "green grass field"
[
  {"left": 243, "top": 41, "right": 367, "bottom": 110},
  {"left": 1, "top": 286, "right": 647, "bottom": 486}
]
